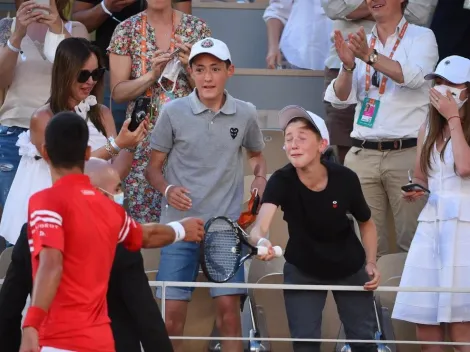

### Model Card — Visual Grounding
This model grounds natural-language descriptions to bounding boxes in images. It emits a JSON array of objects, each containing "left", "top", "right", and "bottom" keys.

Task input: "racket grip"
[{"left": 256, "top": 245, "right": 283, "bottom": 257}]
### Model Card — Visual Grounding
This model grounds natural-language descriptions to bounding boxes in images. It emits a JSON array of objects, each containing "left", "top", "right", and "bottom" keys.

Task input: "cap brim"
[
  {"left": 424, "top": 72, "right": 467, "bottom": 85},
  {"left": 189, "top": 51, "right": 231, "bottom": 65},
  {"left": 278, "top": 105, "right": 321, "bottom": 134}
]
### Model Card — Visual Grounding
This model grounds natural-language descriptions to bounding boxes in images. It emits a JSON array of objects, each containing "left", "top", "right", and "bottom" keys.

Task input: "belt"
[{"left": 352, "top": 138, "right": 417, "bottom": 151}]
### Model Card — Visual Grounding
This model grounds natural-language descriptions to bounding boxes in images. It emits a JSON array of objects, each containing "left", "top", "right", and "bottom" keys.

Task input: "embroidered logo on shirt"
[
  {"left": 201, "top": 39, "right": 214, "bottom": 48},
  {"left": 230, "top": 127, "right": 239, "bottom": 139},
  {"left": 332, "top": 201, "right": 338, "bottom": 209}
]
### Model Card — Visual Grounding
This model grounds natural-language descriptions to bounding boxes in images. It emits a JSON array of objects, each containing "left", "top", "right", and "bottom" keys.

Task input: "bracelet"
[
  {"left": 23, "top": 306, "right": 47, "bottom": 331},
  {"left": 164, "top": 184, "right": 174, "bottom": 199},
  {"left": 108, "top": 137, "right": 121, "bottom": 153},
  {"left": 7, "top": 39, "right": 21, "bottom": 53},
  {"left": 100, "top": 0, "right": 112, "bottom": 16},
  {"left": 342, "top": 62, "right": 356, "bottom": 72},
  {"left": 105, "top": 140, "right": 119, "bottom": 157},
  {"left": 447, "top": 116, "right": 461, "bottom": 123},
  {"left": 257, "top": 237, "right": 269, "bottom": 246},
  {"left": 124, "top": 147, "right": 136, "bottom": 153},
  {"left": 168, "top": 221, "right": 186, "bottom": 243},
  {"left": 255, "top": 175, "right": 267, "bottom": 181}
]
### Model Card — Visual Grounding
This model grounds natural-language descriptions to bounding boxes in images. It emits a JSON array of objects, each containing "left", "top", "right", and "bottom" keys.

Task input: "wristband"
[
  {"left": 255, "top": 175, "right": 267, "bottom": 182},
  {"left": 257, "top": 237, "right": 269, "bottom": 246},
  {"left": 100, "top": 0, "right": 112, "bottom": 16},
  {"left": 23, "top": 306, "right": 47, "bottom": 331},
  {"left": 168, "top": 221, "right": 186, "bottom": 243},
  {"left": 7, "top": 39, "right": 21, "bottom": 53},
  {"left": 447, "top": 116, "right": 461, "bottom": 123},
  {"left": 164, "top": 184, "right": 174, "bottom": 199},
  {"left": 108, "top": 136, "right": 121, "bottom": 152}
]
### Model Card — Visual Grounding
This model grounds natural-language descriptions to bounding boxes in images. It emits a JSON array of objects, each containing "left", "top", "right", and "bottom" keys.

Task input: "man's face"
[
  {"left": 366, "top": 0, "right": 403, "bottom": 21},
  {"left": 189, "top": 54, "right": 234, "bottom": 102}
]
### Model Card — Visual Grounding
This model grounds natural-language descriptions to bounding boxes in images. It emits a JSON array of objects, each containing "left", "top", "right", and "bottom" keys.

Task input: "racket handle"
[{"left": 256, "top": 245, "right": 283, "bottom": 257}]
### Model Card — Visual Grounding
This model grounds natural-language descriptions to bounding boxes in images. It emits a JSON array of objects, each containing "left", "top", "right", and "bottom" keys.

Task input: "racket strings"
[{"left": 203, "top": 220, "right": 241, "bottom": 282}]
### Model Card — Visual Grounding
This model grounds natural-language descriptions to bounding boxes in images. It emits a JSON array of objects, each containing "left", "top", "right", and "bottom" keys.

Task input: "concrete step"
[
  {"left": 229, "top": 68, "right": 326, "bottom": 118},
  {"left": 193, "top": 2, "right": 267, "bottom": 68}
]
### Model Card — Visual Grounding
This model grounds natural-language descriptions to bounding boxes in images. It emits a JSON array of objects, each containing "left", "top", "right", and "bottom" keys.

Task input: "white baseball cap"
[
  {"left": 424, "top": 55, "right": 470, "bottom": 85},
  {"left": 188, "top": 37, "right": 232, "bottom": 65},
  {"left": 278, "top": 105, "right": 330, "bottom": 146}
]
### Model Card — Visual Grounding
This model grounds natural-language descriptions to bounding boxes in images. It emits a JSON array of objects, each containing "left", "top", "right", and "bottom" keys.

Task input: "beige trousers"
[{"left": 345, "top": 146, "right": 427, "bottom": 257}]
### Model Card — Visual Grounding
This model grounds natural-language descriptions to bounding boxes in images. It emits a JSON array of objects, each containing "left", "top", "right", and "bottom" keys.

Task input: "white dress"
[
  {"left": 0, "top": 96, "right": 108, "bottom": 244},
  {"left": 392, "top": 138, "right": 470, "bottom": 324}
]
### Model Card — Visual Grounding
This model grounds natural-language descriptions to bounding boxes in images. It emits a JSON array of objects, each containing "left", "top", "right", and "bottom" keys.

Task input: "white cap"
[
  {"left": 188, "top": 38, "right": 232, "bottom": 65},
  {"left": 278, "top": 105, "right": 330, "bottom": 146},
  {"left": 424, "top": 55, "right": 470, "bottom": 85}
]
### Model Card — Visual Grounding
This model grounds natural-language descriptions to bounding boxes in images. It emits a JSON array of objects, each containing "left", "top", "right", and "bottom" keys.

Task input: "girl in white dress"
[
  {"left": 392, "top": 55, "right": 470, "bottom": 350},
  {"left": 0, "top": 37, "right": 147, "bottom": 245}
]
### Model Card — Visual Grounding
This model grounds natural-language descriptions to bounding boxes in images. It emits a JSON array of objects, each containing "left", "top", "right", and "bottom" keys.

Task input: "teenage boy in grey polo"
[{"left": 146, "top": 37, "right": 267, "bottom": 352}]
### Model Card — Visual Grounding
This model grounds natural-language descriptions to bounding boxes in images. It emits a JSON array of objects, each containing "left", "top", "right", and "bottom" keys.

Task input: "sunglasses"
[
  {"left": 372, "top": 70, "right": 380, "bottom": 88},
  {"left": 77, "top": 68, "right": 105, "bottom": 83}
]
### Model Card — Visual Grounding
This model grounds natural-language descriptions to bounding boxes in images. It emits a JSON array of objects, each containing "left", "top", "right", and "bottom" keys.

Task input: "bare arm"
[
  {"left": 71, "top": 1, "right": 111, "bottom": 33},
  {"left": 358, "top": 219, "right": 377, "bottom": 265},
  {"left": 449, "top": 118, "right": 470, "bottom": 177},
  {"left": 29, "top": 248, "right": 63, "bottom": 313},
  {"left": 109, "top": 54, "right": 156, "bottom": 103},
  {"left": 249, "top": 203, "right": 277, "bottom": 246},
  {"left": 266, "top": 18, "right": 284, "bottom": 54},
  {"left": 247, "top": 150, "right": 267, "bottom": 179},
  {"left": 413, "top": 122, "right": 429, "bottom": 187},
  {"left": 145, "top": 150, "right": 168, "bottom": 194},
  {"left": 141, "top": 223, "right": 177, "bottom": 248},
  {"left": 333, "top": 69, "right": 354, "bottom": 101},
  {"left": 30, "top": 107, "right": 53, "bottom": 156},
  {"left": 0, "top": 18, "right": 19, "bottom": 90},
  {"left": 370, "top": 55, "right": 405, "bottom": 84}
]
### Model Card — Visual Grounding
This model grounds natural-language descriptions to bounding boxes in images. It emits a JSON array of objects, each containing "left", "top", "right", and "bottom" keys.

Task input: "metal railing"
[{"left": 2, "top": 278, "right": 470, "bottom": 346}]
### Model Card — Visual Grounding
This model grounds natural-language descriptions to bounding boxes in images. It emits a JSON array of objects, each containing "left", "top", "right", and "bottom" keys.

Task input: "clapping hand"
[
  {"left": 348, "top": 27, "right": 372, "bottom": 62},
  {"left": 334, "top": 30, "right": 355, "bottom": 69}
]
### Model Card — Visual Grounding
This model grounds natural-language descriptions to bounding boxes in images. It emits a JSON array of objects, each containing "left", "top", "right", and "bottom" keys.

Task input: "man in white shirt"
[
  {"left": 263, "top": 0, "right": 332, "bottom": 70},
  {"left": 324, "top": 0, "right": 438, "bottom": 257},
  {"left": 321, "top": 0, "right": 437, "bottom": 163}
]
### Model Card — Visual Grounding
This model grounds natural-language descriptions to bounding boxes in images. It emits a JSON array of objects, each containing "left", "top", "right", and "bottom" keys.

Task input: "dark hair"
[
  {"left": 56, "top": 0, "right": 71, "bottom": 21},
  {"left": 420, "top": 83, "right": 470, "bottom": 176},
  {"left": 50, "top": 38, "right": 107, "bottom": 137},
  {"left": 45, "top": 112, "right": 89, "bottom": 169},
  {"left": 284, "top": 116, "right": 322, "bottom": 139},
  {"left": 401, "top": 0, "right": 408, "bottom": 13}
]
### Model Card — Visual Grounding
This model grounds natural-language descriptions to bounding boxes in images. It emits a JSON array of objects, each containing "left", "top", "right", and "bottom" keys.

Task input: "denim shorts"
[
  {"left": 0, "top": 125, "right": 27, "bottom": 208},
  {"left": 156, "top": 241, "right": 246, "bottom": 301}
]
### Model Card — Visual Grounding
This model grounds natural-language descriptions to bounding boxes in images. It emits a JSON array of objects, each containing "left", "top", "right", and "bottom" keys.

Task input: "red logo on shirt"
[{"left": 333, "top": 201, "right": 338, "bottom": 209}]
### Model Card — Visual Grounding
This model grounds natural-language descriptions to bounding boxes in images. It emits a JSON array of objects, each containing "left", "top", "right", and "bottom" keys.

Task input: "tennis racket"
[{"left": 200, "top": 216, "right": 283, "bottom": 283}]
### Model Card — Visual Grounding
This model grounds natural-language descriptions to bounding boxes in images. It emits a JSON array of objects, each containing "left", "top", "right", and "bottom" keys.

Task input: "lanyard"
[
  {"left": 140, "top": 11, "right": 176, "bottom": 97},
  {"left": 365, "top": 21, "right": 408, "bottom": 97}
]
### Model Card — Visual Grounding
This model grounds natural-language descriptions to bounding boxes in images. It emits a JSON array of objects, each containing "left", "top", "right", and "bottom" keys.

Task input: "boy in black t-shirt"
[{"left": 250, "top": 105, "right": 380, "bottom": 352}]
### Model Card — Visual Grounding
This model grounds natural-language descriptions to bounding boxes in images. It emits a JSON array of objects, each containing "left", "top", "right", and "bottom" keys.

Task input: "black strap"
[{"left": 352, "top": 138, "right": 417, "bottom": 151}]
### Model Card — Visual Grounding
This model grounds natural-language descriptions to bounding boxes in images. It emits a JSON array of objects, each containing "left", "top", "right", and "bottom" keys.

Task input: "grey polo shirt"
[{"left": 150, "top": 90, "right": 265, "bottom": 224}]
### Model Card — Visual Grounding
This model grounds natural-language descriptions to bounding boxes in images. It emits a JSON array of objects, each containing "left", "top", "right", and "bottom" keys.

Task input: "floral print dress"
[{"left": 107, "top": 12, "right": 211, "bottom": 223}]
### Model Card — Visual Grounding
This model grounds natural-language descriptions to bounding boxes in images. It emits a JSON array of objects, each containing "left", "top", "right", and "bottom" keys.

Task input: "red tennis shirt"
[{"left": 27, "top": 174, "right": 143, "bottom": 352}]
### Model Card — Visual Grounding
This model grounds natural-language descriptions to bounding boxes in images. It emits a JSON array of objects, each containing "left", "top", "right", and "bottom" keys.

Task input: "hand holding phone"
[{"left": 401, "top": 183, "right": 430, "bottom": 194}]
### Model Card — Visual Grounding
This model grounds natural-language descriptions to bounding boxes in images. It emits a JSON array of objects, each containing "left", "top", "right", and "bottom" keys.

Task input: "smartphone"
[
  {"left": 129, "top": 96, "right": 150, "bottom": 132},
  {"left": 401, "top": 183, "right": 430, "bottom": 194},
  {"left": 32, "top": 0, "right": 49, "bottom": 14}
]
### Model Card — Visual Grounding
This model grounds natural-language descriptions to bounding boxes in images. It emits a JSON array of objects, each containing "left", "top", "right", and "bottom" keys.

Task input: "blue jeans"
[
  {"left": 0, "top": 125, "right": 27, "bottom": 208},
  {"left": 156, "top": 241, "right": 247, "bottom": 301},
  {"left": 103, "top": 70, "right": 128, "bottom": 133}
]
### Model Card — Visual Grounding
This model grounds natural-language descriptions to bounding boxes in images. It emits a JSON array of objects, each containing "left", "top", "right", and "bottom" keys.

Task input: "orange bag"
[{"left": 237, "top": 188, "right": 260, "bottom": 230}]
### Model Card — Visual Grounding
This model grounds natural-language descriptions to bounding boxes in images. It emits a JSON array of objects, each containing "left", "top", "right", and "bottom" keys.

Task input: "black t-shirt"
[
  {"left": 262, "top": 161, "right": 371, "bottom": 280},
  {"left": 79, "top": 0, "right": 146, "bottom": 68},
  {"left": 430, "top": 0, "right": 470, "bottom": 60}
]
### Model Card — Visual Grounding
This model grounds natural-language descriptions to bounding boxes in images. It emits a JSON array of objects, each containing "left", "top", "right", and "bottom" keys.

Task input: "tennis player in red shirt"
[{"left": 19, "top": 112, "right": 204, "bottom": 352}]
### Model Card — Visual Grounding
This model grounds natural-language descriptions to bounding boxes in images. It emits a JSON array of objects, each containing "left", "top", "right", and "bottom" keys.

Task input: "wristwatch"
[{"left": 366, "top": 49, "right": 379, "bottom": 65}]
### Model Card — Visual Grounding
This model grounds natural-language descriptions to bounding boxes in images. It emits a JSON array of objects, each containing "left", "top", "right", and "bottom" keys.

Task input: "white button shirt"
[
  {"left": 263, "top": 0, "right": 332, "bottom": 70},
  {"left": 321, "top": 0, "right": 438, "bottom": 70},
  {"left": 324, "top": 17, "right": 438, "bottom": 140}
]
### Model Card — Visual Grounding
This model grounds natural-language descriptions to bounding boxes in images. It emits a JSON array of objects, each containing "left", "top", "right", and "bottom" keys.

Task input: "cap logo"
[
  {"left": 201, "top": 39, "right": 214, "bottom": 48},
  {"left": 445, "top": 60, "right": 450, "bottom": 65}
]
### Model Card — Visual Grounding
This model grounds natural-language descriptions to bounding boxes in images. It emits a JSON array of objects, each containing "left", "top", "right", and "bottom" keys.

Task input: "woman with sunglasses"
[{"left": 0, "top": 37, "right": 147, "bottom": 245}]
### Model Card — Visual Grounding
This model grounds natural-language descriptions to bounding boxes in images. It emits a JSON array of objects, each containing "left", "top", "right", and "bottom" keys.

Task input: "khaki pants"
[{"left": 345, "top": 146, "right": 426, "bottom": 257}]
